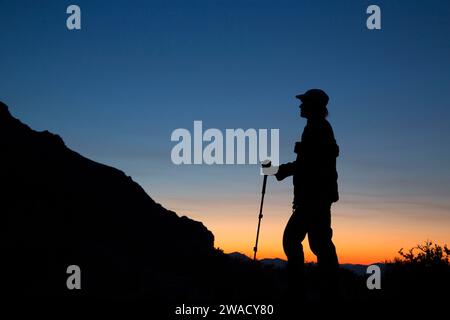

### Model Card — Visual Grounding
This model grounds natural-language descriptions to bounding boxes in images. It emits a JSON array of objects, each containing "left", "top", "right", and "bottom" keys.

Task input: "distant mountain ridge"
[{"left": 227, "top": 252, "right": 383, "bottom": 276}]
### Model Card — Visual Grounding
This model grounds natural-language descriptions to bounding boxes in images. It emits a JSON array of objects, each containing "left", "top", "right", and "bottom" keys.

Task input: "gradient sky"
[{"left": 1, "top": 0, "right": 450, "bottom": 264}]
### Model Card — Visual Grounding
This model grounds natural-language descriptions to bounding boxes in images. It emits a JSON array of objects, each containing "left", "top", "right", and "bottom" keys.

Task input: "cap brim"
[{"left": 295, "top": 94, "right": 305, "bottom": 101}]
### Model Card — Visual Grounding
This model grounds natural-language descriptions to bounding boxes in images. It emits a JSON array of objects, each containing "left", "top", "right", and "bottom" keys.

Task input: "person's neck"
[{"left": 307, "top": 117, "right": 323, "bottom": 124}]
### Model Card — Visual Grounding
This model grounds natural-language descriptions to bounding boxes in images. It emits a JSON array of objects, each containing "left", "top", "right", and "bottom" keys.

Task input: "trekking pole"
[{"left": 253, "top": 162, "right": 270, "bottom": 261}]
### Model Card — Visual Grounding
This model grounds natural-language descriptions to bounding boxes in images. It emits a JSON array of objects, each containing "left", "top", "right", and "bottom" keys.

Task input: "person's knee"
[
  {"left": 309, "top": 236, "right": 336, "bottom": 258},
  {"left": 308, "top": 232, "right": 323, "bottom": 254},
  {"left": 283, "top": 239, "right": 303, "bottom": 258},
  {"left": 309, "top": 240, "right": 320, "bottom": 256},
  {"left": 283, "top": 233, "right": 303, "bottom": 259}
]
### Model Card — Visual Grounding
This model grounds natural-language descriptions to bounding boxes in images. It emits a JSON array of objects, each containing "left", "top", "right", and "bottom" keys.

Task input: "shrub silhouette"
[
  {"left": 384, "top": 240, "right": 450, "bottom": 302},
  {"left": 395, "top": 240, "right": 450, "bottom": 267}
]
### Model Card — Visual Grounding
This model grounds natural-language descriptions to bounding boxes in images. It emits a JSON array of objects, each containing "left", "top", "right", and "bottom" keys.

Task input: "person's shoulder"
[
  {"left": 320, "top": 119, "right": 336, "bottom": 140},
  {"left": 305, "top": 119, "right": 335, "bottom": 135},
  {"left": 323, "top": 119, "right": 334, "bottom": 131},
  {"left": 322, "top": 119, "right": 332, "bottom": 128}
]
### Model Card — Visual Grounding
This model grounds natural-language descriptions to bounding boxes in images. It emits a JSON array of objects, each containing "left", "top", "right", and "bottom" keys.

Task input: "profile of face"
[{"left": 299, "top": 102, "right": 312, "bottom": 119}]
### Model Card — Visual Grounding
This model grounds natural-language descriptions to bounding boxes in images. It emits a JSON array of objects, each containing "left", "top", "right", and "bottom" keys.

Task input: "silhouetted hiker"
[{"left": 264, "top": 89, "right": 340, "bottom": 301}]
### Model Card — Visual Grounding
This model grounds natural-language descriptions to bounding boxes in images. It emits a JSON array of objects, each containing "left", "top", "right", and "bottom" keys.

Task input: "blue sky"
[{"left": 1, "top": 0, "right": 450, "bottom": 261}]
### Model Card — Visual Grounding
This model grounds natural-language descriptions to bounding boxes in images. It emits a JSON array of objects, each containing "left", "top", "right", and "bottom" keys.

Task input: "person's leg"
[
  {"left": 308, "top": 203, "right": 339, "bottom": 299},
  {"left": 283, "top": 207, "right": 308, "bottom": 298}
]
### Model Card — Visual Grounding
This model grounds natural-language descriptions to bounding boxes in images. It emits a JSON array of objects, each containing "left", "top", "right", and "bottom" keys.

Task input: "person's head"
[{"left": 296, "top": 89, "right": 329, "bottom": 119}]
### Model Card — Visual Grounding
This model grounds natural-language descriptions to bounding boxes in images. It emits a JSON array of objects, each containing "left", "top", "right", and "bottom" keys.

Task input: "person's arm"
[
  {"left": 274, "top": 141, "right": 303, "bottom": 181},
  {"left": 275, "top": 160, "right": 296, "bottom": 181}
]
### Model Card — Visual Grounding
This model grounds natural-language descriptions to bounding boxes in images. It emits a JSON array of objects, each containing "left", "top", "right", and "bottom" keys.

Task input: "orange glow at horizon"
[{"left": 161, "top": 195, "right": 450, "bottom": 265}]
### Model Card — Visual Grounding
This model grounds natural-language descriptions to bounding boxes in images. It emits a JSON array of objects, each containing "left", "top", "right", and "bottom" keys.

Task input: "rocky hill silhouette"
[{"left": 0, "top": 101, "right": 215, "bottom": 299}]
